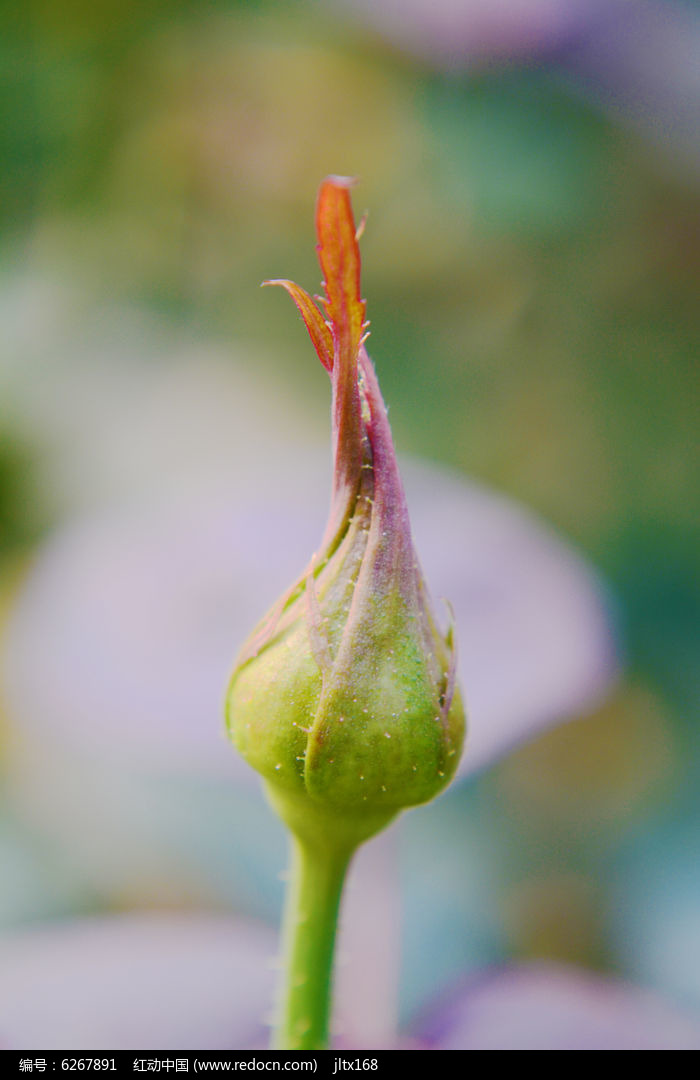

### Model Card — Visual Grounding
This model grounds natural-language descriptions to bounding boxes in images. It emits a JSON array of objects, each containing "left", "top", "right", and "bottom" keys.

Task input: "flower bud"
[{"left": 226, "top": 177, "right": 465, "bottom": 849}]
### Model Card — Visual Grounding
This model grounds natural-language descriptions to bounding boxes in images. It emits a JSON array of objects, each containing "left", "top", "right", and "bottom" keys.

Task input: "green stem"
[{"left": 273, "top": 836, "right": 351, "bottom": 1051}]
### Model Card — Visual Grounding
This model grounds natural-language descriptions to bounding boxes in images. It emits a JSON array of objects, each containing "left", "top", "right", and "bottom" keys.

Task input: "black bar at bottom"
[{"left": 2, "top": 1051, "right": 442, "bottom": 1077}]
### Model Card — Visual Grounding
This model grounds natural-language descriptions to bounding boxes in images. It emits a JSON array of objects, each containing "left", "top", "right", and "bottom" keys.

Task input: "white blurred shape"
[
  {"left": 336, "top": 0, "right": 597, "bottom": 68},
  {"left": 0, "top": 914, "right": 274, "bottom": 1051},
  {"left": 422, "top": 962, "right": 700, "bottom": 1050},
  {"left": 335, "top": 832, "right": 400, "bottom": 1048}
]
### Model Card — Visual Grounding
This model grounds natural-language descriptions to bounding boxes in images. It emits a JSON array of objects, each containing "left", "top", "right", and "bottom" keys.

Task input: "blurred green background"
[{"left": 1, "top": 0, "right": 698, "bottom": 1034}]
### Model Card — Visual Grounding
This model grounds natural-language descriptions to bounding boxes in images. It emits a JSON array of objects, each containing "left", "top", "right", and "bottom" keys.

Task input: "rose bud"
[{"left": 226, "top": 177, "right": 465, "bottom": 851}]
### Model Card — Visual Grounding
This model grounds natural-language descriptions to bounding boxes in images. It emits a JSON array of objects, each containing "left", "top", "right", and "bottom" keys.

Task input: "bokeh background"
[{"left": 1, "top": 0, "right": 698, "bottom": 1048}]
